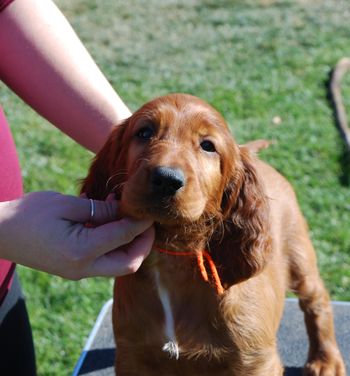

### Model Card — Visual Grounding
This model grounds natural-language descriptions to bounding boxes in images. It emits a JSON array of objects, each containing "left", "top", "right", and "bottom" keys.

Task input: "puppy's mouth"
[
  {"left": 117, "top": 164, "right": 210, "bottom": 227},
  {"left": 121, "top": 195, "right": 191, "bottom": 225}
]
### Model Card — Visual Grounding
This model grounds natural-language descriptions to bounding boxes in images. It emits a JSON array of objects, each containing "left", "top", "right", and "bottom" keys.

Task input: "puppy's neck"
[{"left": 153, "top": 221, "right": 211, "bottom": 253}]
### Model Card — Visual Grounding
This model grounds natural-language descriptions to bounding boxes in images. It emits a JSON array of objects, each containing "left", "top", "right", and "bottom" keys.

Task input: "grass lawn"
[{"left": 1, "top": 0, "right": 350, "bottom": 374}]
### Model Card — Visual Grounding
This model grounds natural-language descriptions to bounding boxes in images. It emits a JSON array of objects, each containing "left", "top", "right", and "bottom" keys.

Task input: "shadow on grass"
[
  {"left": 325, "top": 70, "right": 350, "bottom": 187},
  {"left": 339, "top": 145, "right": 350, "bottom": 186}
]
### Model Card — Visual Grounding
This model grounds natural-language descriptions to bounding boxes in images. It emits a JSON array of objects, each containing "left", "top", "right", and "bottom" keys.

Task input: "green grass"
[{"left": 1, "top": 0, "right": 350, "bottom": 374}]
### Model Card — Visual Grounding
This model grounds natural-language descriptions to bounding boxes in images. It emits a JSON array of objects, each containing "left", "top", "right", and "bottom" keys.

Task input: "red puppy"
[{"left": 82, "top": 94, "right": 345, "bottom": 376}]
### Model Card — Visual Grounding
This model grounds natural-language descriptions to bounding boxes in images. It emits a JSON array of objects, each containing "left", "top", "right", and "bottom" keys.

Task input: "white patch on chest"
[{"left": 154, "top": 268, "right": 180, "bottom": 359}]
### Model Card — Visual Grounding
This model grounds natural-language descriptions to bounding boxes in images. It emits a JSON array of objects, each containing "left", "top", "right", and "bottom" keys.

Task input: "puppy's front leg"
[{"left": 288, "top": 215, "right": 345, "bottom": 376}]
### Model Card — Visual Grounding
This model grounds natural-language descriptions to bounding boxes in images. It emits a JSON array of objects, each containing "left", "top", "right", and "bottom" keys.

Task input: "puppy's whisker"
[
  {"left": 105, "top": 171, "right": 128, "bottom": 190},
  {"left": 137, "top": 157, "right": 151, "bottom": 163},
  {"left": 110, "top": 182, "right": 126, "bottom": 193}
]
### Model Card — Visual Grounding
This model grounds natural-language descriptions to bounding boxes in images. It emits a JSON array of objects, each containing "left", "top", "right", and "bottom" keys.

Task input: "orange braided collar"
[{"left": 155, "top": 248, "right": 224, "bottom": 295}]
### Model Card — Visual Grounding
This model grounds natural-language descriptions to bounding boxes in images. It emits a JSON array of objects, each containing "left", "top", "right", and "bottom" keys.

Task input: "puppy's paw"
[{"left": 303, "top": 349, "right": 346, "bottom": 376}]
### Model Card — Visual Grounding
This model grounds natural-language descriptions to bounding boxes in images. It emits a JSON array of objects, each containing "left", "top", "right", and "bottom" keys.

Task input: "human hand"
[{"left": 0, "top": 191, "right": 154, "bottom": 279}]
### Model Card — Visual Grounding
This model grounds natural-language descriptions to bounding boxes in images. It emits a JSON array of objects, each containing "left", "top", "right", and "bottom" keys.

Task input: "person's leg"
[{"left": 0, "top": 272, "right": 36, "bottom": 376}]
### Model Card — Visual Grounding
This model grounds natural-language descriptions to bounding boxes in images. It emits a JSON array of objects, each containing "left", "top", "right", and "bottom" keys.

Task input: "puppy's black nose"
[{"left": 151, "top": 166, "right": 185, "bottom": 197}]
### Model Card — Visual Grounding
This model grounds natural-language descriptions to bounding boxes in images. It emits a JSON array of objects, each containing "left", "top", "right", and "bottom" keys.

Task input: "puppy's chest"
[{"left": 147, "top": 256, "right": 233, "bottom": 356}]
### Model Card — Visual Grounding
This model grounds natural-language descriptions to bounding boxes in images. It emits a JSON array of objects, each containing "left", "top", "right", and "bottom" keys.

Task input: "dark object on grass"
[{"left": 329, "top": 57, "right": 350, "bottom": 150}]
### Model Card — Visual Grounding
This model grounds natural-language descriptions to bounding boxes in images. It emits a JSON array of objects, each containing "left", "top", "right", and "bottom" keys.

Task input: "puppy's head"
[
  {"left": 83, "top": 94, "right": 238, "bottom": 224},
  {"left": 82, "top": 94, "right": 271, "bottom": 284}
]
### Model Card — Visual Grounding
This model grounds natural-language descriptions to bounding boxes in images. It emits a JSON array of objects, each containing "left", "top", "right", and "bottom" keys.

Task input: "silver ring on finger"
[{"left": 89, "top": 199, "right": 95, "bottom": 223}]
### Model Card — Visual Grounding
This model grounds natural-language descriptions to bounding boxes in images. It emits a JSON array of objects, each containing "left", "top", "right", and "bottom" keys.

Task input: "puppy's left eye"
[
  {"left": 200, "top": 140, "right": 216, "bottom": 153},
  {"left": 136, "top": 126, "right": 154, "bottom": 140}
]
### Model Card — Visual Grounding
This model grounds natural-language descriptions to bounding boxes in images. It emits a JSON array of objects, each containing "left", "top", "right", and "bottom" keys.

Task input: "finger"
[
  {"left": 88, "top": 226, "right": 155, "bottom": 277},
  {"left": 86, "top": 218, "right": 154, "bottom": 257},
  {"left": 61, "top": 196, "right": 119, "bottom": 225},
  {"left": 89, "top": 199, "right": 119, "bottom": 225},
  {"left": 106, "top": 193, "right": 116, "bottom": 202}
]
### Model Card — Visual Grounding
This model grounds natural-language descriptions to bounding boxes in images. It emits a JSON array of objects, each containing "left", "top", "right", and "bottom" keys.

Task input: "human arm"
[
  {"left": 0, "top": 192, "right": 154, "bottom": 279},
  {"left": 0, "top": 0, "right": 130, "bottom": 153}
]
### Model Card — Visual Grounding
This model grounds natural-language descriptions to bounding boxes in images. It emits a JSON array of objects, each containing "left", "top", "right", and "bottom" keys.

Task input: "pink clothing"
[
  {"left": 0, "top": 0, "right": 19, "bottom": 303},
  {"left": 0, "top": 0, "right": 14, "bottom": 12},
  {"left": 0, "top": 106, "right": 23, "bottom": 302}
]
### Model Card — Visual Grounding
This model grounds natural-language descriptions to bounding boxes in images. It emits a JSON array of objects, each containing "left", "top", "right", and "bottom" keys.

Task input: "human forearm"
[{"left": 0, "top": 0, "right": 131, "bottom": 153}]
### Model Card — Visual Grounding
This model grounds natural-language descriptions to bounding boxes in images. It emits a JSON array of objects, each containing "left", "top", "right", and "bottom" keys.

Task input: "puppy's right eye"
[
  {"left": 200, "top": 140, "right": 216, "bottom": 153},
  {"left": 136, "top": 126, "right": 154, "bottom": 140}
]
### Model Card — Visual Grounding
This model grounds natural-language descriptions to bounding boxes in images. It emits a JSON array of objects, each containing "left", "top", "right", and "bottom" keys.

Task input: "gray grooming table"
[{"left": 72, "top": 299, "right": 349, "bottom": 376}]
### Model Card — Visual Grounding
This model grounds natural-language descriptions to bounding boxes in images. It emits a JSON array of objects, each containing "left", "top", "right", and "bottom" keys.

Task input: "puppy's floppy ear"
[
  {"left": 81, "top": 120, "right": 128, "bottom": 200},
  {"left": 210, "top": 146, "right": 272, "bottom": 287}
]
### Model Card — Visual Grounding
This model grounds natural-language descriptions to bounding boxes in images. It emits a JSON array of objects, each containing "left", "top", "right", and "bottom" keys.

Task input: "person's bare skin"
[
  {"left": 0, "top": 192, "right": 154, "bottom": 279},
  {"left": 0, "top": 0, "right": 154, "bottom": 278}
]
